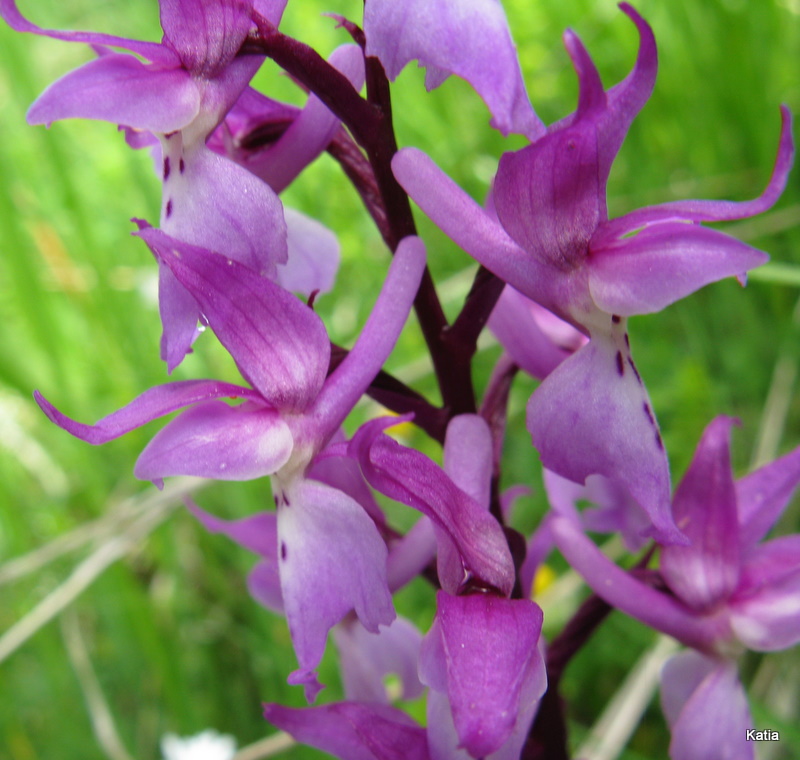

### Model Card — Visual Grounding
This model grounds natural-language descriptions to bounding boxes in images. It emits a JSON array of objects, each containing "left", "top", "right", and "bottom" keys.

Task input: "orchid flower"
[
  {"left": 34, "top": 230, "right": 426, "bottom": 700},
  {"left": 363, "top": 0, "right": 544, "bottom": 139},
  {"left": 552, "top": 417, "right": 800, "bottom": 759},
  {"left": 1, "top": 0, "right": 291, "bottom": 370},
  {"left": 392, "top": 3, "right": 794, "bottom": 544}
]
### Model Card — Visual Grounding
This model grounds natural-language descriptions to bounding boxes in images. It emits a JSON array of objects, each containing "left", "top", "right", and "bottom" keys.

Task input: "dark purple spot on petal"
[
  {"left": 283, "top": 495, "right": 290, "bottom": 507},
  {"left": 163, "top": 157, "right": 170, "bottom": 180},
  {"left": 627, "top": 357, "right": 642, "bottom": 385},
  {"left": 612, "top": 314, "right": 621, "bottom": 324},
  {"left": 273, "top": 493, "right": 279, "bottom": 506},
  {"left": 280, "top": 541, "right": 287, "bottom": 560},
  {"left": 624, "top": 333, "right": 630, "bottom": 348},
  {"left": 165, "top": 199, "right": 173, "bottom": 218},
  {"left": 655, "top": 431, "right": 664, "bottom": 450},
  {"left": 615, "top": 351, "right": 624, "bottom": 376},
  {"left": 643, "top": 402, "right": 655, "bottom": 425},
  {"left": 179, "top": 158, "right": 186, "bottom": 174},
  {"left": 164, "top": 131, "right": 177, "bottom": 140}
]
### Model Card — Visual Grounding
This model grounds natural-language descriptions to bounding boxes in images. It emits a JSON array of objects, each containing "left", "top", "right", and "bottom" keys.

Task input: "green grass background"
[{"left": 1, "top": 0, "right": 799, "bottom": 758}]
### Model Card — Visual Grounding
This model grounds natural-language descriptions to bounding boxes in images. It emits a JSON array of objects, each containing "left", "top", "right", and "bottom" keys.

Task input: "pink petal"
[
  {"left": 27, "top": 55, "right": 200, "bottom": 132},
  {"left": 277, "top": 208, "right": 340, "bottom": 296},
  {"left": 588, "top": 223, "right": 768, "bottom": 317},
  {"left": 527, "top": 330, "right": 682, "bottom": 545},
  {"left": 419, "top": 593, "right": 545, "bottom": 757},
  {"left": 0, "top": 0, "right": 179, "bottom": 64},
  {"left": 264, "top": 702, "right": 429, "bottom": 760},
  {"left": 443, "top": 414, "right": 493, "bottom": 507},
  {"left": 137, "top": 228, "right": 329, "bottom": 412},
  {"left": 333, "top": 616, "right": 424, "bottom": 703},
  {"left": 662, "top": 657, "right": 754, "bottom": 760},
  {"left": 364, "top": 0, "right": 543, "bottom": 138},
  {"left": 308, "top": 236, "right": 426, "bottom": 440},
  {"left": 159, "top": 0, "right": 254, "bottom": 76},
  {"left": 551, "top": 517, "right": 725, "bottom": 651},
  {"left": 277, "top": 479, "right": 394, "bottom": 701},
  {"left": 660, "top": 418, "right": 741, "bottom": 612},
  {"left": 34, "top": 379, "right": 259, "bottom": 444},
  {"left": 737, "top": 443, "right": 800, "bottom": 551},
  {"left": 730, "top": 535, "right": 800, "bottom": 651},
  {"left": 350, "top": 417, "right": 515, "bottom": 596},
  {"left": 135, "top": 400, "right": 293, "bottom": 482}
]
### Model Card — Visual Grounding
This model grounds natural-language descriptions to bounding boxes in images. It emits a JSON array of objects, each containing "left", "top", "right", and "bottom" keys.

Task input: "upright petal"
[
  {"left": 160, "top": 0, "right": 254, "bottom": 76},
  {"left": 594, "top": 106, "right": 794, "bottom": 244},
  {"left": 660, "top": 418, "right": 741, "bottom": 611},
  {"left": 364, "top": 0, "right": 543, "bottom": 138},
  {"left": 27, "top": 55, "right": 200, "bottom": 132},
  {"left": 277, "top": 479, "right": 394, "bottom": 701},
  {"left": 264, "top": 702, "right": 430, "bottom": 760},
  {"left": 737, "top": 443, "right": 800, "bottom": 552},
  {"left": 138, "top": 229, "right": 329, "bottom": 412},
  {"left": 308, "top": 236, "right": 426, "bottom": 441},
  {"left": 419, "top": 593, "right": 546, "bottom": 758},
  {"left": 527, "top": 327, "right": 681, "bottom": 545},
  {"left": 135, "top": 400, "right": 293, "bottom": 482},
  {"left": 34, "top": 379, "right": 260, "bottom": 444}
]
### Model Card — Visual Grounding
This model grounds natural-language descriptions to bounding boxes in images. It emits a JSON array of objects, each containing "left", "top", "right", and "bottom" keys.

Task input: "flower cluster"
[{"left": 4, "top": 1, "right": 797, "bottom": 758}]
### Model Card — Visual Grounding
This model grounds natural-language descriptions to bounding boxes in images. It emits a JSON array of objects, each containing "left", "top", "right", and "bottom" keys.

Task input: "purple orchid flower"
[
  {"left": 552, "top": 417, "right": 800, "bottom": 759},
  {"left": 34, "top": 230, "right": 427, "bottom": 700},
  {"left": 392, "top": 3, "right": 794, "bottom": 545},
  {"left": 363, "top": 0, "right": 544, "bottom": 139},
  {"left": 1, "top": 0, "right": 292, "bottom": 371}
]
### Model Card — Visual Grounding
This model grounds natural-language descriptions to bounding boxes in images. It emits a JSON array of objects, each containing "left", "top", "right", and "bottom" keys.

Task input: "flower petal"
[
  {"left": 419, "top": 593, "right": 545, "bottom": 758},
  {"left": 34, "top": 379, "right": 259, "bottom": 444},
  {"left": 250, "top": 44, "right": 365, "bottom": 193},
  {"left": 277, "top": 208, "right": 340, "bottom": 296},
  {"left": 730, "top": 535, "right": 800, "bottom": 651},
  {"left": 392, "top": 149, "right": 557, "bottom": 312},
  {"left": 333, "top": 616, "right": 424, "bottom": 703},
  {"left": 137, "top": 228, "right": 329, "bottom": 412},
  {"left": 264, "top": 702, "right": 429, "bottom": 760},
  {"left": 443, "top": 414, "right": 492, "bottom": 507},
  {"left": 160, "top": 0, "right": 254, "bottom": 76},
  {"left": 660, "top": 417, "right": 741, "bottom": 611},
  {"left": 156, "top": 264, "right": 204, "bottom": 373},
  {"left": 0, "top": 0, "right": 179, "bottom": 64},
  {"left": 663, "top": 657, "right": 754, "bottom": 760},
  {"left": 308, "top": 236, "right": 426, "bottom": 439},
  {"left": 277, "top": 479, "right": 394, "bottom": 701},
  {"left": 159, "top": 146, "right": 288, "bottom": 276},
  {"left": 551, "top": 517, "right": 724, "bottom": 651},
  {"left": 27, "top": 55, "right": 200, "bottom": 132},
  {"left": 364, "top": 0, "right": 543, "bottom": 138},
  {"left": 594, "top": 106, "right": 794, "bottom": 244},
  {"left": 588, "top": 223, "right": 768, "bottom": 317},
  {"left": 737, "top": 443, "right": 800, "bottom": 552},
  {"left": 135, "top": 400, "right": 293, "bottom": 482},
  {"left": 527, "top": 330, "right": 682, "bottom": 545},
  {"left": 488, "top": 286, "right": 579, "bottom": 381},
  {"left": 349, "top": 417, "right": 515, "bottom": 596}
]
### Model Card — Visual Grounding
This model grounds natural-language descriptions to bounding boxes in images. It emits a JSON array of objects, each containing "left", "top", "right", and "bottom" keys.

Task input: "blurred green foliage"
[{"left": 1, "top": 1, "right": 799, "bottom": 758}]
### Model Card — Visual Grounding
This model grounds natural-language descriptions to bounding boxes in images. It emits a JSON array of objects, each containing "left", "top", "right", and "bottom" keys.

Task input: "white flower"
[{"left": 161, "top": 730, "right": 236, "bottom": 760}]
